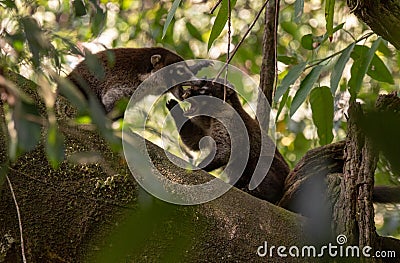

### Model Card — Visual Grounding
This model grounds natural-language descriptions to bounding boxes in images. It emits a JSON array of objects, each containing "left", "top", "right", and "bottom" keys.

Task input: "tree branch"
[{"left": 259, "top": 0, "right": 279, "bottom": 105}]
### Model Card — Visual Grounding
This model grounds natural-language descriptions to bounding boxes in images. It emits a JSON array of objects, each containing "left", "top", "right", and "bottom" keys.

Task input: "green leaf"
[
  {"left": 186, "top": 22, "right": 203, "bottom": 41},
  {"left": 46, "top": 124, "right": 65, "bottom": 169},
  {"left": 0, "top": 0, "right": 17, "bottom": 10},
  {"left": 89, "top": 0, "right": 107, "bottom": 36},
  {"left": 92, "top": 193, "right": 194, "bottom": 263},
  {"left": 281, "top": 21, "right": 298, "bottom": 36},
  {"left": 72, "top": 0, "right": 87, "bottom": 17},
  {"left": 348, "top": 38, "right": 383, "bottom": 97},
  {"left": 14, "top": 100, "right": 42, "bottom": 154},
  {"left": 320, "top": 23, "right": 344, "bottom": 45},
  {"left": 325, "top": 0, "right": 335, "bottom": 37},
  {"left": 310, "top": 86, "right": 334, "bottom": 145},
  {"left": 21, "top": 17, "right": 51, "bottom": 67},
  {"left": 88, "top": 96, "right": 121, "bottom": 151},
  {"left": 350, "top": 44, "right": 394, "bottom": 85},
  {"left": 0, "top": 73, "right": 33, "bottom": 104},
  {"left": 294, "top": 0, "right": 304, "bottom": 23},
  {"left": 275, "top": 87, "right": 290, "bottom": 122},
  {"left": 5, "top": 32, "right": 25, "bottom": 52},
  {"left": 53, "top": 73, "right": 87, "bottom": 111},
  {"left": 277, "top": 56, "right": 298, "bottom": 65},
  {"left": 330, "top": 42, "right": 355, "bottom": 94},
  {"left": 84, "top": 48, "right": 105, "bottom": 80},
  {"left": 301, "top": 34, "right": 314, "bottom": 50},
  {"left": 162, "top": 0, "right": 182, "bottom": 39},
  {"left": 274, "top": 62, "right": 306, "bottom": 102},
  {"left": 208, "top": 0, "right": 237, "bottom": 50},
  {"left": 54, "top": 35, "right": 84, "bottom": 56},
  {"left": 290, "top": 65, "right": 323, "bottom": 117},
  {"left": 377, "top": 40, "right": 392, "bottom": 56},
  {"left": 359, "top": 111, "right": 400, "bottom": 174}
]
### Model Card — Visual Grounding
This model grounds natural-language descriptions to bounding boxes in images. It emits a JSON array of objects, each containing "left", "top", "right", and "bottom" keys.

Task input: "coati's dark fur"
[
  {"left": 167, "top": 80, "right": 290, "bottom": 204},
  {"left": 66, "top": 47, "right": 210, "bottom": 113},
  {"left": 167, "top": 80, "right": 400, "bottom": 206}
]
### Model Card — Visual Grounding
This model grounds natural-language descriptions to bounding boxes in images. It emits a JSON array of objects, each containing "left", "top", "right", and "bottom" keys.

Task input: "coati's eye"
[
  {"left": 174, "top": 65, "right": 190, "bottom": 76},
  {"left": 176, "top": 67, "right": 185, "bottom": 75}
]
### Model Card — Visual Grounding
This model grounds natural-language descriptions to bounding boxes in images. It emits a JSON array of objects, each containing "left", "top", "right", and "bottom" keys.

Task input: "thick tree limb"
[{"left": 0, "top": 72, "right": 311, "bottom": 262}]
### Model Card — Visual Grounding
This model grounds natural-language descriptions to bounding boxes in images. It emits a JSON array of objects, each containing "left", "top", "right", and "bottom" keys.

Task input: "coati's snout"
[
  {"left": 170, "top": 79, "right": 236, "bottom": 118},
  {"left": 164, "top": 61, "right": 214, "bottom": 101}
]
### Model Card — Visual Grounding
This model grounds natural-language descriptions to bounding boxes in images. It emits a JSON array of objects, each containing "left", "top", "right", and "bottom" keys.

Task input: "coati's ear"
[{"left": 151, "top": 54, "right": 162, "bottom": 68}]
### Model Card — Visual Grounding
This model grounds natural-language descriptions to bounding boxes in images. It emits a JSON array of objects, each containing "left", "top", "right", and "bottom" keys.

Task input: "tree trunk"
[
  {"left": 332, "top": 101, "right": 379, "bottom": 263},
  {"left": 347, "top": 0, "right": 400, "bottom": 49},
  {"left": 259, "top": 0, "right": 279, "bottom": 105},
  {"left": 257, "top": 0, "right": 279, "bottom": 130}
]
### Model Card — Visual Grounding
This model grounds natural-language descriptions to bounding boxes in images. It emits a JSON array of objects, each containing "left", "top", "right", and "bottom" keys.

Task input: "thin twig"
[
  {"left": 226, "top": 0, "right": 231, "bottom": 62},
  {"left": 214, "top": 0, "right": 270, "bottom": 80},
  {"left": 342, "top": 28, "right": 357, "bottom": 42},
  {"left": 305, "top": 32, "right": 374, "bottom": 70},
  {"left": 6, "top": 175, "right": 27, "bottom": 263},
  {"left": 223, "top": 0, "right": 232, "bottom": 101},
  {"left": 210, "top": 0, "right": 223, "bottom": 14}
]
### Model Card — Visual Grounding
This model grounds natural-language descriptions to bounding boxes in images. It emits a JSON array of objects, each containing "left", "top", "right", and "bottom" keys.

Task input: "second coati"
[
  {"left": 65, "top": 47, "right": 211, "bottom": 113},
  {"left": 167, "top": 79, "right": 400, "bottom": 207},
  {"left": 166, "top": 79, "right": 290, "bottom": 204}
]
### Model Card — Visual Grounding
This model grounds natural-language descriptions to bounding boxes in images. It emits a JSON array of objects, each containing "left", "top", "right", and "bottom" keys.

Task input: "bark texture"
[
  {"left": 257, "top": 0, "right": 280, "bottom": 129},
  {"left": 332, "top": 102, "right": 378, "bottom": 253},
  {"left": 347, "top": 0, "right": 400, "bottom": 49},
  {"left": 332, "top": 94, "right": 400, "bottom": 263},
  {"left": 259, "top": 0, "right": 279, "bottom": 105}
]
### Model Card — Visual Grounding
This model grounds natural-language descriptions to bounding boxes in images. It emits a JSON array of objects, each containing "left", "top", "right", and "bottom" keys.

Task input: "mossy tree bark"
[{"left": 0, "top": 72, "right": 312, "bottom": 262}]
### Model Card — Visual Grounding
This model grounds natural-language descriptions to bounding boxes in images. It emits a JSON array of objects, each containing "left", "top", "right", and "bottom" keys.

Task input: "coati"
[
  {"left": 65, "top": 47, "right": 212, "bottom": 113},
  {"left": 166, "top": 79, "right": 290, "bottom": 204},
  {"left": 167, "top": 80, "right": 400, "bottom": 207}
]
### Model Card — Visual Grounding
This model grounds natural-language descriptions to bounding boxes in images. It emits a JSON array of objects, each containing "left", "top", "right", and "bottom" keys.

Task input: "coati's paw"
[
  {"left": 198, "top": 60, "right": 214, "bottom": 68},
  {"left": 167, "top": 99, "right": 187, "bottom": 121},
  {"left": 166, "top": 99, "right": 178, "bottom": 111},
  {"left": 189, "top": 61, "right": 214, "bottom": 74}
]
